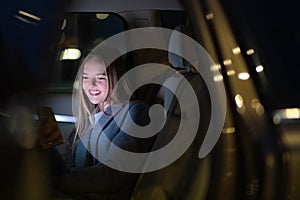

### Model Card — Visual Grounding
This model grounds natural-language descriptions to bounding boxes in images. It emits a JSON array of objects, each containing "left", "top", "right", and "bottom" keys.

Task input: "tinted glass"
[
  {"left": 222, "top": 0, "right": 300, "bottom": 110},
  {"left": 48, "top": 13, "right": 126, "bottom": 92}
]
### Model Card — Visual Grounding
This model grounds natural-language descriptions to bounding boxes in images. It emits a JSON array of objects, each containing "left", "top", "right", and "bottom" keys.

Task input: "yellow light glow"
[
  {"left": 273, "top": 114, "right": 281, "bottom": 124},
  {"left": 223, "top": 59, "right": 232, "bottom": 66},
  {"left": 14, "top": 15, "right": 38, "bottom": 26},
  {"left": 214, "top": 74, "right": 223, "bottom": 82},
  {"left": 18, "top": 10, "right": 41, "bottom": 21},
  {"left": 222, "top": 127, "right": 235, "bottom": 134},
  {"left": 285, "top": 108, "right": 300, "bottom": 119},
  {"left": 235, "top": 94, "right": 244, "bottom": 108},
  {"left": 205, "top": 13, "right": 214, "bottom": 20},
  {"left": 272, "top": 108, "right": 300, "bottom": 124},
  {"left": 96, "top": 13, "right": 109, "bottom": 20},
  {"left": 246, "top": 49, "right": 255, "bottom": 55},
  {"left": 238, "top": 72, "right": 250, "bottom": 80},
  {"left": 251, "top": 98, "right": 259, "bottom": 109},
  {"left": 60, "top": 48, "right": 81, "bottom": 60},
  {"left": 227, "top": 70, "right": 235, "bottom": 76},
  {"left": 256, "top": 65, "right": 264, "bottom": 72},
  {"left": 210, "top": 64, "right": 221, "bottom": 71},
  {"left": 251, "top": 98, "right": 265, "bottom": 115},
  {"left": 61, "top": 19, "right": 67, "bottom": 30},
  {"left": 232, "top": 47, "right": 241, "bottom": 55}
]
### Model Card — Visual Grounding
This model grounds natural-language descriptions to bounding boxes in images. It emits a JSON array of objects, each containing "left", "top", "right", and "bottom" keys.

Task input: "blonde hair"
[{"left": 72, "top": 47, "right": 131, "bottom": 149}]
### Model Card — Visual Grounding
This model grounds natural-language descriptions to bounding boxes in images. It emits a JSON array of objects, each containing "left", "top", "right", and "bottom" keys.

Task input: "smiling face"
[{"left": 82, "top": 57, "right": 109, "bottom": 105}]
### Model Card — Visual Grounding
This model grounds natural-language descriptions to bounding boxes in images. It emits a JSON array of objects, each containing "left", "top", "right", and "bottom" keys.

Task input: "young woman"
[{"left": 39, "top": 46, "right": 155, "bottom": 199}]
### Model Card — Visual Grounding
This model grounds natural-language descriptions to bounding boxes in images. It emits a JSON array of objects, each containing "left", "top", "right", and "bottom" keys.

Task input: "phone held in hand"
[{"left": 37, "top": 106, "right": 64, "bottom": 148}]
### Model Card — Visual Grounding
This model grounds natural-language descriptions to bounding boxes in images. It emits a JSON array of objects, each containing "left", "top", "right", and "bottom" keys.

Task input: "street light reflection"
[
  {"left": 273, "top": 108, "right": 300, "bottom": 124},
  {"left": 256, "top": 65, "right": 264, "bottom": 73},
  {"left": 238, "top": 72, "right": 250, "bottom": 80}
]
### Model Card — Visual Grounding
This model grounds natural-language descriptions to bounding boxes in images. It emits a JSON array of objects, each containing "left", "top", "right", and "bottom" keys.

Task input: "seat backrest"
[{"left": 130, "top": 25, "right": 212, "bottom": 200}]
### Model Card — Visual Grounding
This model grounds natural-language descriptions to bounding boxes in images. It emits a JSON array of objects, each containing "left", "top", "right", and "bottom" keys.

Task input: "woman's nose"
[{"left": 88, "top": 78, "right": 97, "bottom": 87}]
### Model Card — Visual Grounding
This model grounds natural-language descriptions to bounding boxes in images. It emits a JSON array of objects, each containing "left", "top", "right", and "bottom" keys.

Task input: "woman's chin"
[{"left": 89, "top": 97, "right": 102, "bottom": 105}]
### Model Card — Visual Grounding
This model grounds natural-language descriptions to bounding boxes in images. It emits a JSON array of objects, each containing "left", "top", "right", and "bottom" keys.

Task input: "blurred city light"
[
  {"left": 232, "top": 47, "right": 241, "bottom": 55},
  {"left": 96, "top": 13, "right": 109, "bottom": 20},
  {"left": 238, "top": 72, "right": 250, "bottom": 80},
  {"left": 246, "top": 49, "right": 255, "bottom": 55},
  {"left": 256, "top": 65, "right": 264, "bottom": 73},
  {"left": 60, "top": 48, "right": 81, "bottom": 60}
]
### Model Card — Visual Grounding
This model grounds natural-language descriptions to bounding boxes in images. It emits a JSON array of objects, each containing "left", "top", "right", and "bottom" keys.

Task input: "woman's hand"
[{"left": 37, "top": 121, "right": 64, "bottom": 150}]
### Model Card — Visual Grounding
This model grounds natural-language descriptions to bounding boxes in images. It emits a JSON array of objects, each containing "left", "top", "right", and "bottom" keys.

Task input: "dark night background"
[
  {"left": 1, "top": 0, "right": 299, "bottom": 109},
  {"left": 222, "top": 0, "right": 300, "bottom": 110}
]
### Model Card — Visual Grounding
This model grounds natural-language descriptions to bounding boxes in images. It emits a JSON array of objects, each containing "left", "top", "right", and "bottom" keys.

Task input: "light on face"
[{"left": 60, "top": 48, "right": 81, "bottom": 60}]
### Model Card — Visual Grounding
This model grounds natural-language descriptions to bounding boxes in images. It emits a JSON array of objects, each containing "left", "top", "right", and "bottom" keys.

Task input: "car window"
[
  {"left": 48, "top": 12, "right": 126, "bottom": 92},
  {"left": 221, "top": 0, "right": 300, "bottom": 110},
  {"left": 160, "top": 10, "right": 187, "bottom": 29}
]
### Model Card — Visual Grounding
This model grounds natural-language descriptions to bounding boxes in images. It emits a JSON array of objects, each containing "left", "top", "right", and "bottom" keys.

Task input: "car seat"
[{"left": 130, "top": 25, "right": 212, "bottom": 200}]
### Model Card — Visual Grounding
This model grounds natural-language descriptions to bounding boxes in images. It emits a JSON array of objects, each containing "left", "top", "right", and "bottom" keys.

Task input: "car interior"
[
  {"left": 5, "top": 0, "right": 300, "bottom": 199},
  {"left": 35, "top": 1, "right": 216, "bottom": 199}
]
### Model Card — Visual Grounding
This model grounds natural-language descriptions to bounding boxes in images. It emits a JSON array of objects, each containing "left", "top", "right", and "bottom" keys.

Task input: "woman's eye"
[
  {"left": 97, "top": 76, "right": 107, "bottom": 80},
  {"left": 82, "top": 76, "right": 89, "bottom": 80}
]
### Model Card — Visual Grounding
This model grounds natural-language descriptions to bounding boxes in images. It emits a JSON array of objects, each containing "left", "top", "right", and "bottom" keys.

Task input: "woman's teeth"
[{"left": 90, "top": 90, "right": 100, "bottom": 95}]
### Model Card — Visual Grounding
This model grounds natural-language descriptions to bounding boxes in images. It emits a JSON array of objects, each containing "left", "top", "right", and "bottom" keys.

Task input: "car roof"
[{"left": 67, "top": 0, "right": 184, "bottom": 12}]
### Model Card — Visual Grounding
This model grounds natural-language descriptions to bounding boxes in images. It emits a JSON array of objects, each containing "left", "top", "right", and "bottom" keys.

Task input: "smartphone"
[{"left": 36, "top": 106, "right": 63, "bottom": 145}]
